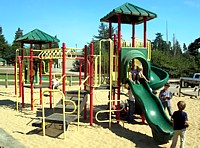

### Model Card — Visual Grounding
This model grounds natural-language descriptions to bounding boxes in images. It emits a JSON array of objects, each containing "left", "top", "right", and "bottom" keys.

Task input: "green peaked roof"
[
  {"left": 15, "top": 29, "right": 60, "bottom": 44},
  {"left": 100, "top": 2, "right": 157, "bottom": 24}
]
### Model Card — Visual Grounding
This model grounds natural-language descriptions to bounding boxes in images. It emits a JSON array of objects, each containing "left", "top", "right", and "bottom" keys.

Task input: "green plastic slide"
[
  {"left": 149, "top": 65, "right": 169, "bottom": 90},
  {"left": 126, "top": 78, "right": 173, "bottom": 144}
]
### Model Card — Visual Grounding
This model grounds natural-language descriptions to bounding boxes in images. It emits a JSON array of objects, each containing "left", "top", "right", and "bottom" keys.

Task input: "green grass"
[{"left": 0, "top": 74, "right": 14, "bottom": 79}]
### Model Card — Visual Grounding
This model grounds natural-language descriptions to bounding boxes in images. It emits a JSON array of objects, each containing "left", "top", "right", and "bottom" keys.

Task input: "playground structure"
[{"left": 14, "top": 2, "right": 173, "bottom": 144}]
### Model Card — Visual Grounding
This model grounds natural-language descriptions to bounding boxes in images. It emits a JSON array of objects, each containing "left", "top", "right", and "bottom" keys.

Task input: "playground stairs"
[{"left": 32, "top": 89, "right": 89, "bottom": 137}]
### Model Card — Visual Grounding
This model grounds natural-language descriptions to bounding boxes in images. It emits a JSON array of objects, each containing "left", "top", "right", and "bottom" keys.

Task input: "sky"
[{"left": 0, "top": 0, "right": 200, "bottom": 48}]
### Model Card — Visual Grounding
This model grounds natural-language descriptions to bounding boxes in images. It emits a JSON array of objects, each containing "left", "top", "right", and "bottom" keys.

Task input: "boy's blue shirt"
[
  {"left": 172, "top": 110, "right": 188, "bottom": 130},
  {"left": 159, "top": 89, "right": 173, "bottom": 103}
]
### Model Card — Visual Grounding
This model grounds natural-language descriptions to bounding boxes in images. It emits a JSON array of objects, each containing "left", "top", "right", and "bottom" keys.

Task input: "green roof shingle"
[
  {"left": 15, "top": 29, "right": 60, "bottom": 44},
  {"left": 100, "top": 2, "right": 157, "bottom": 24}
]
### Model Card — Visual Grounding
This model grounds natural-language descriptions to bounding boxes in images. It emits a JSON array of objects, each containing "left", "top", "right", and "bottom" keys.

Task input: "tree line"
[
  {"left": 0, "top": 27, "right": 22, "bottom": 64},
  {"left": 0, "top": 26, "right": 59, "bottom": 67},
  {"left": 0, "top": 24, "right": 199, "bottom": 78},
  {"left": 90, "top": 23, "right": 200, "bottom": 78},
  {"left": 151, "top": 33, "right": 200, "bottom": 77}
]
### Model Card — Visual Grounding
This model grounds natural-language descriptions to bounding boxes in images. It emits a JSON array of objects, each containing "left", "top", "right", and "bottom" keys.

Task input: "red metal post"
[
  {"left": 113, "top": 34, "right": 117, "bottom": 71},
  {"left": 108, "top": 21, "right": 112, "bottom": 76},
  {"left": 90, "top": 43, "right": 94, "bottom": 126},
  {"left": 109, "top": 21, "right": 112, "bottom": 39},
  {"left": 19, "top": 43, "right": 24, "bottom": 98},
  {"left": 144, "top": 17, "right": 147, "bottom": 48},
  {"left": 19, "top": 57, "right": 22, "bottom": 97},
  {"left": 113, "top": 88, "right": 115, "bottom": 106},
  {"left": 142, "top": 17, "right": 147, "bottom": 124},
  {"left": 30, "top": 42, "right": 34, "bottom": 110},
  {"left": 39, "top": 44, "right": 42, "bottom": 105},
  {"left": 87, "top": 60, "right": 90, "bottom": 84},
  {"left": 84, "top": 45, "right": 88, "bottom": 87},
  {"left": 132, "top": 23, "right": 135, "bottom": 47},
  {"left": 84, "top": 45, "right": 88, "bottom": 119},
  {"left": 62, "top": 43, "right": 66, "bottom": 94},
  {"left": 49, "top": 43, "right": 53, "bottom": 108},
  {"left": 113, "top": 34, "right": 117, "bottom": 106},
  {"left": 132, "top": 23, "right": 135, "bottom": 70},
  {"left": 21, "top": 43, "right": 25, "bottom": 106},
  {"left": 117, "top": 14, "right": 121, "bottom": 123},
  {"left": 108, "top": 21, "right": 112, "bottom": 107},
  {"left": 142, "top": 113, "right": 145, "bottom": 124}
]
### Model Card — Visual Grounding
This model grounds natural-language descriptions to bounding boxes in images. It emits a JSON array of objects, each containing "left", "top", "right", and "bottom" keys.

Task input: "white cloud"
[{"left": 184, "top": 0, "right": 200, "bottom": 8}]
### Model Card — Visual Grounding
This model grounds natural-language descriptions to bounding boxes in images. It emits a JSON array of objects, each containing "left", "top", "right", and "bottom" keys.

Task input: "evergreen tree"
[
  {"left": 152, "top": 33, "right": 169, "bottom": 52},
  {"left": 183, "top": 43, "right": 187, "bottom": 53},
  {"left": 172, "top": 40, "right": 182, "bottom": 56},
  {"left": 172, "top": 34, "right": 182, "bottom": 56},
  {"left": 0, "top": 26, "right": 2, "bottom": 35},
  {"left": 188, "top": 37, "right": 200, "bottom": 56},
  {"left": 72, "top": 23, "right": 115, "bottom": 72},
  {"left": 0, "top": 27, "right": 9, "bottom": 58},
  {"left": 12, "top": 27, "right": 23, "bottom": 50},
  {"left": 15, "top": 27, "right": 23, "bottom": 40},
  {"left": 52, "top": 35, "right": 59, "bottom": 48},
  {"left": 93, "top": 23, "right": 115, "bottom": 73},
  {"left": 93, "top": 23, "right": 115, "bottom": 39},
  {"left": 151, "top": 32, "right": 197, "bottom": 77}
]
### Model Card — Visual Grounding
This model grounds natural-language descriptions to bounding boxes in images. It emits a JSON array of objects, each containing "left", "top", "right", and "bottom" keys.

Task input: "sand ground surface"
[{"left": 0, "top": 86, "right": 199, "bottom": 148}]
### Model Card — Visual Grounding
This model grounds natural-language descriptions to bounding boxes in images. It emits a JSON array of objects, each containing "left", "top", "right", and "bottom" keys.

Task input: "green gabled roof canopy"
[
  {"left": 100, "top": 2, "right": 157, "bottom": 24},
  {"left": 15, "top": 29, "right": 60, "bottom": 44}
]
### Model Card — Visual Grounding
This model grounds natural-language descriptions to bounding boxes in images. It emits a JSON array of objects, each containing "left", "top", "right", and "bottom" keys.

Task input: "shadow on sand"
[{"left": 79, "top": 104, "right": 162, "bottom": 148}]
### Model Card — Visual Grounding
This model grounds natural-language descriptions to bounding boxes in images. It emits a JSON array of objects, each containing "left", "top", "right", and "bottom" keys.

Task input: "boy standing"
[
  {"left": 159, "top": 83, "right": 173, "bottom": 116},
  {"left": 170, "top": 101, "right": 189, "bottom": 148}
]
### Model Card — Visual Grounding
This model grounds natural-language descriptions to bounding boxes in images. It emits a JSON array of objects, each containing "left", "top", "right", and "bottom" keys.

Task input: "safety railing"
[
  {"left": 93, "top": 55, "right": 109, "bottom": 86},
  {"left": 77, "top": 76, "right": 89, "bottom": 131},
  {"left": 38, "top": 48, "right": 62, "bottom": 59},
  {"left": 121, "top": 38, "right": 152, "bottom": 60},
  {"left": 65, "top": 47, "right": 83, "bottom": 59},
  {"left": 111, "top": 53, "right": 119, "bottom": 87},
  {"left": 93, "top": 55, "right": 101, "bottom": 87},
  {"left": 93, "top": 39, "right": 114, "bottom": 87},
  {"left": 94, "top": 90, "right": 125, "bottom": 128},
  {"left": 30, "top": 75, "right": 66, "bottom": 112},
  {"left": 101, "top": 55, "right": 108, "bottom": 84},
  {"left": 38, "top": 47, "right": 83, "bottom": 60},
  {"left": 94, "top": 38, "right": 124, "bottom": 128},
  {"left": 41, "top": 89, "right": 77, "bottom": 139}
]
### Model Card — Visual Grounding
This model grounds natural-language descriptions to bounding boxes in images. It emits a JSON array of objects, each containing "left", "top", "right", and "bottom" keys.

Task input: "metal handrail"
[
  {"left": 95, "top": 100, "right": 125, "bottom": 123},
  {"left": 99, "top": 39, "right": 114, "bottom": 86},
  {"left": 77, "top": 76, "right": 89, "bottom": 131},
  {"left": 94, "top": 39, "right": 115, "bottom": 128},
  {"left": 41, "top": 89, "right": 77, "bottom": 139}
]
